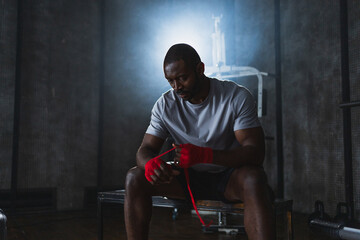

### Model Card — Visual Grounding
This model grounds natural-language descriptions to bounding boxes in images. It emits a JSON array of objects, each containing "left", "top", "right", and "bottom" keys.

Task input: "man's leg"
[
  {"left": 224, "top": 165, "right": 275, "bottom": 240},
  {"left": 124, "top": 166, "right": 186, "bottom": 240}
]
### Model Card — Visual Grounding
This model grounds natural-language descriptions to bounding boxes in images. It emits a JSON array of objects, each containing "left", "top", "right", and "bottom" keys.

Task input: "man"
[{"left": 124, "top": 43, "right": 275, "bottom": 240}]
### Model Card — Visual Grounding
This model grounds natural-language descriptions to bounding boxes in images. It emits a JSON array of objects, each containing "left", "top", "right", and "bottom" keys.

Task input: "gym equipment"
[
  {"left": 309, "top": 218, "right": 360, "bottom": 240},
  {"left": 334, "top": 202, "right": 352, "bottom": 227},
  {"left": 308, "top": 200, "right": 332, "bottom": 224},
  {"left": 309, "top": 201, "right": 360, "bottom": 240}
]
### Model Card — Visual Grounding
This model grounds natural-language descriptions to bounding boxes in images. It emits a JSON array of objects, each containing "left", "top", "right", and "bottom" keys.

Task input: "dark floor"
[{"left": 6, "top": 206, "right": 331, "bottom": 240}]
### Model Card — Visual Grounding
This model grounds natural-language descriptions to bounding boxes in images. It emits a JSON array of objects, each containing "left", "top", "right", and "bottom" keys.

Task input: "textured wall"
[
  {"left": 281, "top": 0, "right": 347, "bottom": 215},
  {"left": 236, "top": 0, "right": 359, "bottom": 219},
  {"left": 0, "top": 0, "right": 17, "bottom": 190},
  {"left": 101, "top": 0, "right": 157, "bottom": 188},
  {"left": 234, "top": 0, "right": 277, "bottom": 193},
  {"left": 1, "top": 0, "right": 101, "bottom": 210}
]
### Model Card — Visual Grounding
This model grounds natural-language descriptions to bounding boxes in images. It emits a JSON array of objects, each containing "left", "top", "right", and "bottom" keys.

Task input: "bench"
[{"left": 97, "top": 190, "right": 293, "bottom": 240}]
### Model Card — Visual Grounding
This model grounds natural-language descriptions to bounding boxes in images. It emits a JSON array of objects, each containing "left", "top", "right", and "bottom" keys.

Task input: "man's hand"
[
  {"left": 145, "top": 157, "right": 180, "bottom": 184},
  {"left": 173, "top": 143, "right": 213, "bottom": 168}
]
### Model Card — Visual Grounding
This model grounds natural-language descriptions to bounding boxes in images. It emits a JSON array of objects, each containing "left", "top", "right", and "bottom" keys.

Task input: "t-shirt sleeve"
[
  {"left": 233, "top": 88, "right": 261, "bottom": 131},
  {"left": 145, "top": 97, "right": 169, "bottom": 140}
]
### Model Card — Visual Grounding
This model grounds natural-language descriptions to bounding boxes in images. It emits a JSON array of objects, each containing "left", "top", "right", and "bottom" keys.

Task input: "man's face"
[{"left": 164, "top": 59, "right": 200, "bottom": 101}]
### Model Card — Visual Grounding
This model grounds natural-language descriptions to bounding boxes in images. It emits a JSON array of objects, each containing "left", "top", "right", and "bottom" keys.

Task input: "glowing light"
[{"left": 154, "top": 15, "right": 213, "bottom": 68}]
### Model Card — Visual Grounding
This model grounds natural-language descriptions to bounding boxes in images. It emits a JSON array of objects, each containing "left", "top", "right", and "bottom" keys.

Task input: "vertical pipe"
[
  {"left": 11, "top": 0, "right": 24, "bottom": 211},
  {"left": 339, "top": 0, "right": 354, "bottom": 220},
  {"left": 274, "top": 0, "right": 284, "bottom": 198},
  {"left": 97, "top": 0, "right": 106, "bottom": 190}
]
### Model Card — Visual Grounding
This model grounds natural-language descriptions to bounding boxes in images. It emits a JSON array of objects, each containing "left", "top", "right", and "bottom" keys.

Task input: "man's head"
[
  {"left": 163, "top": 44, "right": 206, "bottom": 103},
  {"left": 163, "top": 43, "right": 201, "bottom": 70}
]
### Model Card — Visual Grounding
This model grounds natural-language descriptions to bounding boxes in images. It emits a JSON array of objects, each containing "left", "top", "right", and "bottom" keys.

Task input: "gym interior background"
[{"left": 0, "top": 0, "right": 359, "bottom": 239}]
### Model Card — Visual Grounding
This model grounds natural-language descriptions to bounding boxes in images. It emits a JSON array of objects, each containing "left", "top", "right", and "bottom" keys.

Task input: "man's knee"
[
  {"left": 125, "top": 166, "right": 147, "bottom": 192},
  {"left": 240, "top": 165, "right": 268, "bottom": 191}
]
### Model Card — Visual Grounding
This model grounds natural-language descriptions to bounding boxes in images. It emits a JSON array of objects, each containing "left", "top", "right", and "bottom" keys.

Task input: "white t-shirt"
[{"left": 146, "top": 78, "right": 261, "bottom": 171}]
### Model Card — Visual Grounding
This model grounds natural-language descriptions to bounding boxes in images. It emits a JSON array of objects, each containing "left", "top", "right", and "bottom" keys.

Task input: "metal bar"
[
  {"left": 257, "top": 74, "right": 263, "bottom": 117},
  {"left": 11, "top": 0, "right": 24, "bottom": 212},
  {"left": 339, "top": 0, "right": 354, "bottom": 220},
  {"left": 340, "top": 227, "right": 360, "bottom": 240},
  {"left": 309, "top": 219, "right": 360, "bottom": 240},
  {"left": 274, "top": 0, "right": 284, "bottom": 198},
  {"left": 339, "top": 100, "right": 360, "bottom": 108},
  {"left": 97, "top": 0, "right": 106, "bottom": 191}
]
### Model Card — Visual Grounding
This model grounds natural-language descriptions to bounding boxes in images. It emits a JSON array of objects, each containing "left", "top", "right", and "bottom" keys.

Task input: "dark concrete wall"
[
  {"left": 235, "top": 0, "right": 359, "bottom": 219},
  {"left": 281, "top": 0, "right": 345, "bottom": 213},
  {"left": 280, "top": 0, "right": 360, "bottom": 219},
  {"left": 234, "top": 0, "right": 278, "bottom": 194},
  {"left": 0, "top": 0, "right": 17, "bottom": 190},
  {"left": 101, "top": 0, "right": 155, "bottom": 188},
  {"left": 0, "top": 0, "right": 100, "bottom": 210}
]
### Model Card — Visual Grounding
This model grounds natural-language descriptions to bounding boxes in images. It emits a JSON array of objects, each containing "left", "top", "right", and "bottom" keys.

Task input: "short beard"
[{"left": 176, "top": 73, "right": 202, "bottom": 102}]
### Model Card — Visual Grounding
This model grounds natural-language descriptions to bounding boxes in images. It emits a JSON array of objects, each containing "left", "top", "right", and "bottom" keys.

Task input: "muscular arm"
[
  {"left": 212, "top": 126, "right": 265, "bottom": 168},
  {"left": 136, "top": 133, "right": 165, "bottom": 169},
  {"left": 137, "top": 133, "right": 180, "bottom": 184}
]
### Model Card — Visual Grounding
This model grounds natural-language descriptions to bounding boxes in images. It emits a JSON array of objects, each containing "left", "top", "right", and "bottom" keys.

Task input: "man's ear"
[{"left": 196, "top": 62, "right": 205, "bottom": 75}]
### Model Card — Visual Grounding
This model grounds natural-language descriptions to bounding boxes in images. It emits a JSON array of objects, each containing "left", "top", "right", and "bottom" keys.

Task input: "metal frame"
[
  {"left": 339, "top": 0, "right": 355, "bottom": 220},
  {"left": 274, "top": 0, "right": 284, "bottom": 199}
]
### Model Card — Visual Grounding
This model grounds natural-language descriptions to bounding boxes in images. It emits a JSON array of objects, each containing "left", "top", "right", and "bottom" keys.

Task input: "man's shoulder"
[
  {"left": 162, "top": 88, "right": 175, "bottom": 99},
  {"left": 153, "top": 89, "right": 176, "bottom": 109},
  {"left": 211, "top": 78, "right": 248, "bottom": 95}
]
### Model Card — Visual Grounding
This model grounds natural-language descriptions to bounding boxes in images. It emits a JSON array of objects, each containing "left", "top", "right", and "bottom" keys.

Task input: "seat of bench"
[{"left": 98, "top": 189, "right": 293, "bottom": 214}]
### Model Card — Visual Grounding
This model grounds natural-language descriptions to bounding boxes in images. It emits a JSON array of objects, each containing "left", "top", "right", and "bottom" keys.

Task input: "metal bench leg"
[{"left": 172, "top": 208, "right": 179, "bottom": 220}]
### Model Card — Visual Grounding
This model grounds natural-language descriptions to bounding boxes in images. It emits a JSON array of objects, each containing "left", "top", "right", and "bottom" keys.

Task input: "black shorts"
[{"left": 174, "top": 167, "right": 236, "bottom": 203}]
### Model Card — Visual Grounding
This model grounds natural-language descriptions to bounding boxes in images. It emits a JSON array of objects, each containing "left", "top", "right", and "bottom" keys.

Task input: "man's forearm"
[
  {"left": 212, "top": 145, "right": 264, "bottom": 168},
  {"left": 136, "top": 146, "right": 159, "bottom": 169}
]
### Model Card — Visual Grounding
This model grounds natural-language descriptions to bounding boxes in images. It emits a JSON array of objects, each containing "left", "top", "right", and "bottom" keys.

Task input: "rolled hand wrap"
[
  {"left": 179, "top": 143, "right": 213, "bottom": 168},
  {"left": 145, "top": 158, "right": 170, "bottom": 182}
]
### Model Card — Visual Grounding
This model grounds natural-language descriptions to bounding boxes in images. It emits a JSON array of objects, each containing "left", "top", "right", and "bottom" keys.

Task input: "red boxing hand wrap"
[
  {"left": 145, "top": 158, "right": 168, "bottom": 183},
  {"left": 179, "top": 143, "right": 213, "bottom": 168},
  {"left": 145, "top": 147, "right": 212, "bottom": 227},
  {"left": 144, "top": 147, "right": 175, "bottom": 183}
]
